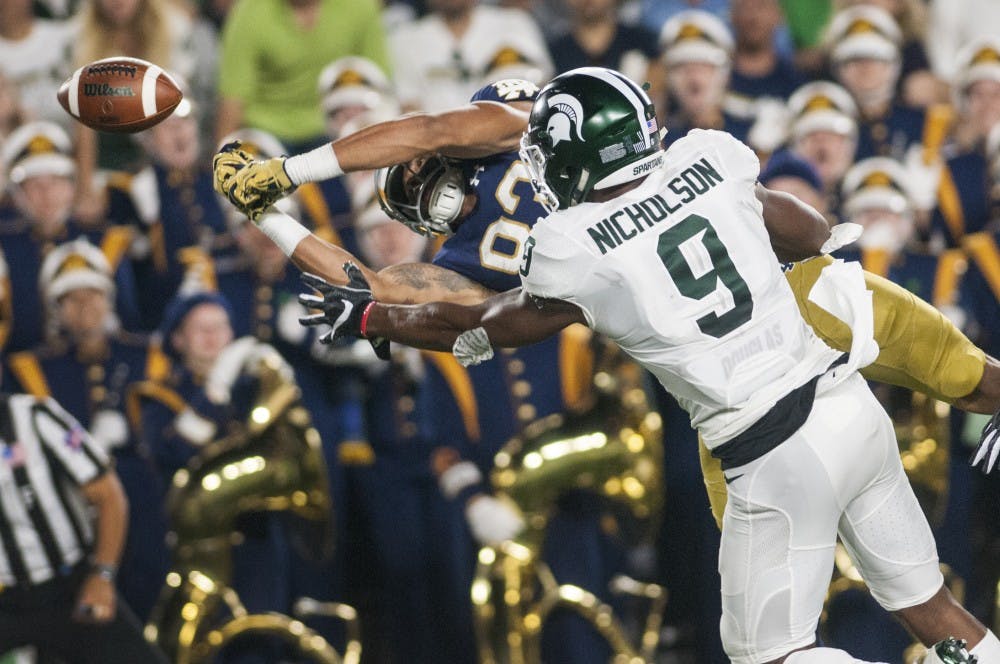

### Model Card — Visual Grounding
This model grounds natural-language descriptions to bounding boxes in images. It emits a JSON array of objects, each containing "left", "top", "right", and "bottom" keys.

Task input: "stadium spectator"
[
  {"left": 0, "top": 121, "right": 140, "bottom": 353},
  {"left": 106, "top": 100, "right": 238, "bottom": 331},
  {"left": 71, "top": 0, "right": 217, "bottom": 221},
  {"left": 727, "top": 0, "right": 806, "bottom": 121},
  {"left": 137, "top": 287, "right": 302, "bottom": 663},
  {"left": 325, "top": 197, "right": 446, "bottom": 664},
  {"left": 758, "top": 149, "right": 828, "bottom": 216},
  {"left": 926, "top": 0, "right": 1000, "bottom": 84},
  {"left": 824, "top": 5, "right": 943, "bottom": 162},
  {"left": 318, "top": 57, "right": 399, "bottom": 142},
  {"left": 659, "top": 11, "right": 753, "bottom": 148},
  {"left": 965, "top": 137, "right": 1000, "bottom": 629},
  {"left": 836, "top": 157, "right": 942, "bottom": 272},
  {"left": 785, "top": 81, "right": 860, "bottom": 214},
  {"left": 4, "top": 239, "right": 169, "bottom": 622},
  {"left": 0, "top": 0, "right": 74, "bottom": 128},
  {"left": 389, "top": 0, "right": 552, "bottom": 111},
  {"left": 931, "top": 38, "right": 1000, "bottom": 247},
  {"left": 777, "top": 0, "right": 833, "bottom": 52},
  {"left": 835, "top": 0, "right": 946, "bottom": 108},
  {"left": 216, "top": 0, "right": 388, "bottom": 151},
  {"left": 313, "top": 56, "right": 400, "bottom": 247},
  {"left": 637, "top": 0, "right": 729, "bottom": 40},
  {"left": 547, "top": 0, "right": 663, "bottom": 106}
]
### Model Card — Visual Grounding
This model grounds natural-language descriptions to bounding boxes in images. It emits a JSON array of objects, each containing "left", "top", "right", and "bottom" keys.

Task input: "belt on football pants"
[{"left": 712, "top": 354, "right": 848, "bottom": 471}]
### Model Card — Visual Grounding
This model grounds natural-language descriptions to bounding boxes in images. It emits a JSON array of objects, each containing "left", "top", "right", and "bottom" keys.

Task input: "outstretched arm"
[
  {"left": 365, "top": 288, "right": 586, "bottom": 351},
  {"left": 756, "top": 184, "right": 831, "bottom": 262},
  {"left": 216, "top": 100, "right": 529, "bottom": 223},
  {"left": 263, "top": 209, "right": 497, "bottom": 306},
  {"left": 332, "top": 101, "right": 530, "bottom": 168},
  {"left": 300, "top": 268, "right": 586, "bottom": 354}
]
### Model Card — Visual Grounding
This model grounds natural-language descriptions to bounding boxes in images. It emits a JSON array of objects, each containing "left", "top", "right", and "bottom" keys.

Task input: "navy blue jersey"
[{"left": 432, "top": 81, "right": 546, "bottom": 293}]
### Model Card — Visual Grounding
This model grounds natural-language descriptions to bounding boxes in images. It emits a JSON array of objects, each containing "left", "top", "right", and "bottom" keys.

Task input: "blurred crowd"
[{"left": 1, "top": 0, "right": 1000, "bottom": 662}]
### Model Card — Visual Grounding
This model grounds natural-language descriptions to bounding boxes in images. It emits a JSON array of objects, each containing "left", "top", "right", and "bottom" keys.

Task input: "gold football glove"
[
  {"left": 212, "top": 141, "right": 255, "bottom": 194},
  {"left": 223, "top": 156, "right": 296, "bottom": 221}
]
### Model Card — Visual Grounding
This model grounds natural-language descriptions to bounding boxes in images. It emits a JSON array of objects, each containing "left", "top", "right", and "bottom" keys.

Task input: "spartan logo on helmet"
[{"left": 546, "top": 94, "right": 586, "bottom": 146}]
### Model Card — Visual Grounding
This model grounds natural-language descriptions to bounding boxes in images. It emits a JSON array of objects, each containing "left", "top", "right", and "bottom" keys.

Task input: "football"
[{"left": 57, "top": 57, "right": 183, "bottom": 133}]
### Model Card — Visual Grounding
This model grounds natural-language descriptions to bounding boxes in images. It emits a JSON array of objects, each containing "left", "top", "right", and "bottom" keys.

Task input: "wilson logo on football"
[{"left": 83, "top": 83, "right": 135, "bottom": 97}]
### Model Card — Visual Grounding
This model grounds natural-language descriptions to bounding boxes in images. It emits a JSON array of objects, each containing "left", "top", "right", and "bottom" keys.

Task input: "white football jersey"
[{"left": 520, "top": 130, "right": 842, "bottom": 448}]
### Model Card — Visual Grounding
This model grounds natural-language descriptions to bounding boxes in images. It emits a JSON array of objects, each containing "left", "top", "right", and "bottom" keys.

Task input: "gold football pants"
[{"left": 700, "top": 255, "right": 986, "bottom": 528}]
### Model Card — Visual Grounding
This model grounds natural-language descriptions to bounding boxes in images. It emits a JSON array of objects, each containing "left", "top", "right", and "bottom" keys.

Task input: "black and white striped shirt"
[{"left": 0, "top": 393, "right": 109, "bottom": 587}]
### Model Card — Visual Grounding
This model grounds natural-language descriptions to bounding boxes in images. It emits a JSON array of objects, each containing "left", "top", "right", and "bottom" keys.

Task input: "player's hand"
[
  {"left": 212, "top": 140, "right": 255, "bottom": 194},
  {"left": 299, "top": 265, "right": 389, "bottom": 359},
  {"left": 971, "top": 411, "right": 1000, "bottom": 474},
  {"left": 217, "top": 150, "right": 296, "bottom": 220}
]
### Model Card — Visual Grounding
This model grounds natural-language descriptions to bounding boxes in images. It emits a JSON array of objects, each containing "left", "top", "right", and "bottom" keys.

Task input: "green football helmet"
[{"left": 519, "top": 67, "right": 664, "bottom": 211}]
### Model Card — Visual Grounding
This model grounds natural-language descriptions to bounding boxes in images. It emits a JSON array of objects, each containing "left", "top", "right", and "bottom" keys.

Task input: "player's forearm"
[
  {"left": 363, "top": 288, "right": 577, "bottom": 350},
  {"left": 364, "top": 301, "right": 483, "bottom": 351},
  {"left": 759, "top": 185, "right": 831, "bottom": 262},
  {"left": 292, "top": 234, "right": 379, "bottom": 288},
  {"left": 287, "top": 104, "right": 527, "bottom": 185}
]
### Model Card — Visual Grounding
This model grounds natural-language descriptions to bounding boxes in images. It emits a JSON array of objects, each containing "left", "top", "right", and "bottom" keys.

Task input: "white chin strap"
[{"left": 593, "top": 151, "right": 665, "bottom": 190}]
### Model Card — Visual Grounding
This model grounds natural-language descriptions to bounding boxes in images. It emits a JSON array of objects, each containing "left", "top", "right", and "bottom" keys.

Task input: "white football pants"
[{"left": 718, "top": 372, "right": 943, "bottom": 664}]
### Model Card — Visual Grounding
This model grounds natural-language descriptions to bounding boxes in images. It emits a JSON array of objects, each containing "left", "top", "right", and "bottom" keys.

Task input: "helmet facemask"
[
  {"left": 375, "top": 156, "right": 468, "bottom": 237},
  {"left": 519, "top": 132, "right": 560, "bottom": 213}
]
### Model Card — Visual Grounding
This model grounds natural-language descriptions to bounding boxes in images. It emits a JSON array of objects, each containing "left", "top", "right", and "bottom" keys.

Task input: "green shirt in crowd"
[
  {"left": 778, "top": 0, "right": 833, "bottom": 48},
  {"left": 218, "top": 0, "right": 389, "bottom": 143}
]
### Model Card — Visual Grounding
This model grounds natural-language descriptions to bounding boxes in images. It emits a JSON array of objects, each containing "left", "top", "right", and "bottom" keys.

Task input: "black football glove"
[
  {"left": 971, "top": 410, "right": 1000, "bottom": 474},
  {"left": 299, "top": 264, "right": 390, "bottom": 360}
]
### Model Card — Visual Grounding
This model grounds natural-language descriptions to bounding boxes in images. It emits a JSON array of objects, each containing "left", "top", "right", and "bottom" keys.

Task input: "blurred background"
[{"left": 1, "top": 0, "right": 999, "bottom": 662}]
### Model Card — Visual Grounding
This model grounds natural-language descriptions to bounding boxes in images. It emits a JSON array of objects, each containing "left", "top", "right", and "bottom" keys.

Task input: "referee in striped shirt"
[{"left": 0, "top": 387, "right": 167, "bottom": 663}]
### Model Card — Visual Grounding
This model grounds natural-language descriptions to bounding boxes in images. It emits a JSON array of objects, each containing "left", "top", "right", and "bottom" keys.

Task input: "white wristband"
[
  {"left": 438, "top": 460, "right": 483, "bottom": 500},
  {"left": 284, "top": 144, "right": 343, "bottom": 185},
  {"left": 257, "top": 209, "right": 312, "bottom": 257}
]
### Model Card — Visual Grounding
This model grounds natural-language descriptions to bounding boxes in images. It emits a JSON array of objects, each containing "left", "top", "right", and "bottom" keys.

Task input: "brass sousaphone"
[
  {"left": 146, "top": 349, "right": 361, "bottom": 664},
  {"left": 472, "top": 353, "right": 667, "bottom": 664}
]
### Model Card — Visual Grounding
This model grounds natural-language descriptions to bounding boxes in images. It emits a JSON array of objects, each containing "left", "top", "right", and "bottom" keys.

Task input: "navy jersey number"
[
  {"left": 478, "top": 161, "right": 537, "bottom": 274},
  {"left": 656, "top": 213, "right": 753, "bottom": 337}
]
